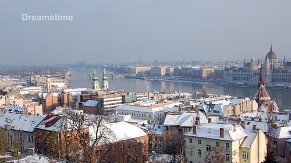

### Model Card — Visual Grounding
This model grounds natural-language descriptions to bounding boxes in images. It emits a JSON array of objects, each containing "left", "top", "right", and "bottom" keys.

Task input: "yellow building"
[
  {"left": 240, "top": 128, "right": 267, "bottom": 163},
  {"left": 184, "top": 123, "right": 266, "bottom": 163}
]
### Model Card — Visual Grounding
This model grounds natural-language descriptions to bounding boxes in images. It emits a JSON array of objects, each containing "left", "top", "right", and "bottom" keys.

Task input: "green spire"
[
  {"left": 103, "top": 68, "right": 108, "bottom": 81},
  {"left": 92, "top": 69, "right": 98, "bottom": 81}
]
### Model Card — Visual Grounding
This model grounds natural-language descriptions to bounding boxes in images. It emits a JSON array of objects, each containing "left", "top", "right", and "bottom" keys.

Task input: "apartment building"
[
  {"left": 0, "top": 112, "right": 45, "bottom": 153},
  {"left": 184, "top": 123, "right": 267, "bottom": 163}
]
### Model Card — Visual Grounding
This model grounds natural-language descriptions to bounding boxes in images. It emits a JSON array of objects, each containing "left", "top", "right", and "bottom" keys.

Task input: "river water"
[{"left": 68, "top": 69, "right": 291, "bottom": 111}]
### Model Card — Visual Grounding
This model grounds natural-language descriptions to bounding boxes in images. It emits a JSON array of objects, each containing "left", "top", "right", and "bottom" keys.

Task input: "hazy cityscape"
[{"left": 1, "top": 0, "right": 291, "bottom": 163}]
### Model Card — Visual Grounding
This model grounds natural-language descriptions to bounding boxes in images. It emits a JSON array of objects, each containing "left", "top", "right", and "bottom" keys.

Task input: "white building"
[
  {"left": 0, "top": 112, "right": 45, "bottom": 153},
  {"left": 114, "top": 101, "right": 181, "bottom": 123}
]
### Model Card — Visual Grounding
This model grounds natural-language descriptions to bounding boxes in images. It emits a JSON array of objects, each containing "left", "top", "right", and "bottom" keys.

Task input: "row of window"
[
  {"left": 7, "top": 133, "right": 34, "bottom": 142},
  {"left": 189, "top": 138, "right": 230, "bottom": 148},
  {"left": 189, "top": 150, "right": 230, "bottom": 162}
]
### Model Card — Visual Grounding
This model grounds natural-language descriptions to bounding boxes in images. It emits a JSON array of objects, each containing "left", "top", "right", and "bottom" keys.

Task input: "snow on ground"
[{"left": 9, "top": 154, "right": 62, "bottom": 163}]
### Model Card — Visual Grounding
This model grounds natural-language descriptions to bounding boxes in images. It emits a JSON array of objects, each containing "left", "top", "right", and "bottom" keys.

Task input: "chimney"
[
  {"left": 233, "top": 124, "right": 236, "bottom": 132},
  {"left": 220, "top": 128, "right": 225, "bottom": 138},
  {"left": 284, "top": 121, "right": 288, "bottom": 127},
  {"left": 195, "top": 106, "right": 199, "bottom": 114},
  {"left": 252, "top": 124, "right": 256, "bottom": 132},
  {"left": 208, "top": 117, "right": 212, "bottom": 123},
  {"left": 195, "top": 120, "right": 200, "bottom": 126},
  {"left": 193, "top": 125, "right": 197, "bottom": 135},
  {"left": 241, "top": 121, "right": 246, "bottom": 129},
  {"left": 195, "top": 117, "right": 200, "bottom": 126}
]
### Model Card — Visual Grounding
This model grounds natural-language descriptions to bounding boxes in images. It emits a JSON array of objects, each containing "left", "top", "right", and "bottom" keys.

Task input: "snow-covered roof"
[
  {"left": 241, "top": 132, "right": 257, "bottom": 148},
  {"left": 164, "top": 111, "right": 207, "bottom": 126},
  {"left": 273, "top": 126, "right": 291, "bottom": 139},
  {"left": 186, "top": 123, "right": 247, "bottom": 141},
  {"left": 89, "top": 121, "right": 147, "bottom": 144},
  {"left": 114, "top": 101, "right": 180, "bottom": 113},
  {"left": 240, "top": 112, "right": 289, "bottom": 124},
  {"left": 106, "top": 121, "right": 147, "bottom": 141},
  {"left": 208, "top": 104, "right": 228, "bottom": 116},
  {"left": 0, "top": 112, "right": 45, "bottom": 132},
  {"left": 145, "top": 124, "right": 164, "bottom": 134},
  {"left": 230, "top": 98, "right": 250, "bottom": 105},
  {"left": 35, "top": 114, "right": 64, "bottom": 132},
  {"left": 244, "top": 121, "right": 269, "bottom": 133},
  {"left": 83, "top": 100, "right": 98, "bottom": 107}
]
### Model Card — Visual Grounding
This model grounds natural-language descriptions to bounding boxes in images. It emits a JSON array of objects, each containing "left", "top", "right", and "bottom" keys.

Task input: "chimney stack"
[
  {"left": 193, "top": 125, "right": 197, "bottom": 135},
  {"left": 284, "top": 121, "right": 288, "bottom": 127},
  {"left": 241, "top": 121, "right": 246, "bottom": 129},
  {"left": 233, "top": 124, "right": 236, "bottom": 132},
  {"left": 195, "top": 117, "right": 200, "bottom": 126},
  {"left": 220, "top": 128, "right": 225, "bottom": 138},
  {"left": 195, "top": 106, "right": 199, "bottom": 115},
  {"left": 195, "top": 120, "right": 200, "bottom": 126},
  {"left": 208, "top": 117, "right": 212, "bottom": 123},
  {"left": 252, "top": 124, "right": 256, "bottom": 132}
]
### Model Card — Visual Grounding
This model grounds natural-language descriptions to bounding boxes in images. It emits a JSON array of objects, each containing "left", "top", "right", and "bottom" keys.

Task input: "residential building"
[
  {"left": 0, "top": 112, "right": 45, "bottom": 153},
  {"left": 92, "top": 121, "right": 149, "bottom": 162},
  {"left": 114, "top": 100, "right": 181, "bottom": 124},
  {"left": 272, "top": 126, "right": 291, "bottom": 158},
  {"left": 184, "top": 123, "right": 267, "bottom": 163},
  {"left": 144, "top": 124, "right": 164, "bottom": 153}
]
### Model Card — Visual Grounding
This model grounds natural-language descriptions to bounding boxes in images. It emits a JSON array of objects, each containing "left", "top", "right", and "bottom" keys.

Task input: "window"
[
  {"left": 19, "top": 134, "right": 23, "bottom": 141},
  {"left": 274, "top": 140, "right": 278, "bottom": 145},
  {"left": 216, "top": 142, "right": 219, "bottom": 147},
  {"left": 198, "top": 149, "right": 201, "bottom": 157},
  {"left": 189, "top": 138, "right": 192, "bottom": 143},
  {"left": 242, "top": 151, "right": 249, "bottom": 159},
  {"left": 28, "top": 135, "right": 34, "bottom": 142},
  {"left": 198, "top": 139, "right": 201, "bottom": 144},
  {"left": 225, "top": 142, "right": 230, "bottom": 148},
  {"left": 190, "top": 150, "right": 193, "bottom": 156},
  {"left": 206, "top": 145, "right": 211, "bottom": 151},
  {"left": 226, "top": 154, "right": 230, "bottom": 162}
]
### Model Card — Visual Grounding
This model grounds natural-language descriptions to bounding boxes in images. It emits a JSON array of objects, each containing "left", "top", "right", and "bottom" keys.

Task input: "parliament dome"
[{"left": 265, "top": 46, "right": 277, "bottom": 60}]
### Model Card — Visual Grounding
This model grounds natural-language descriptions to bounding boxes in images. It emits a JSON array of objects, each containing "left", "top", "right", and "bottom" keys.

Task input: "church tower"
[
  {"left": 255, "top": 64, "right": 271, "bottom": 109},
  {"left": 92, "top": 69, "right": 100, "bottom": 91},
  {"left": 46, "top": 74, "right": 51, "bottom": 93},
  {"left": 101, "top": 68, "right": 109, "bottom": 90}
]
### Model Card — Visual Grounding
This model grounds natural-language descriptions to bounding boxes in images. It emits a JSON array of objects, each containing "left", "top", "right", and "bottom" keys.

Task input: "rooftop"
[{"left": 186, "top": 123, "right": 247, "bottom": 141}]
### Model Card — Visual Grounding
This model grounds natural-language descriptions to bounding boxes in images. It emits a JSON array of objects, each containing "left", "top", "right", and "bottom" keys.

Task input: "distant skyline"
[{"left": 1, "top": 0, "right": 291, "bottom": 65}]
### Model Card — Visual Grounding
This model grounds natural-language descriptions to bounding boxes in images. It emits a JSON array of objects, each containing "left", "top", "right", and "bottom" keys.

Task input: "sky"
[{"left": 0, "top": 0, "right": 291, "bottom": 65}]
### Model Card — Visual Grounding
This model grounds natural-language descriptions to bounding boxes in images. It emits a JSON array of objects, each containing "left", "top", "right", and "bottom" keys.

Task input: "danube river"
[{"left": 68, "top": 69, "right": 291, "bottom": 111}]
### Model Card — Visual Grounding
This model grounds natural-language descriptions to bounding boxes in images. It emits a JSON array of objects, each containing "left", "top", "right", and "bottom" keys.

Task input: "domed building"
[{"left": 265, "top": 45, "right": 278, "bottom": 70}]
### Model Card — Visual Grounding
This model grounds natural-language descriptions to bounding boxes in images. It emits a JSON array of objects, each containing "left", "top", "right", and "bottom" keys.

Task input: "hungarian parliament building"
[{"left": 224, "top": 46, "right": 291, "bottom": 87}]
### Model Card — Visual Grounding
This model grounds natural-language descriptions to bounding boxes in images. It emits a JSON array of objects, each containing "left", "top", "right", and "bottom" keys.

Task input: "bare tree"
[
  {"left": 204, "top": 146, "right": 227, "bottom": 163},
  {"left": 264, "top": 113, "right": 277, "bottom": 163},
  {"left": 60, "top": 110, "right": 116, "bottom": 163},
  {"left": 163, "top": 130, "right": 185, "bottom": 163},
  {"left": 0, "top": 129, "right": 8, "bottom": 154}
]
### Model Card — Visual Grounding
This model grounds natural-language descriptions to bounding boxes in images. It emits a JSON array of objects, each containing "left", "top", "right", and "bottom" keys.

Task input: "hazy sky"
[{"left": 0, "top": 0, "right": 291, "bottom": 65}]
